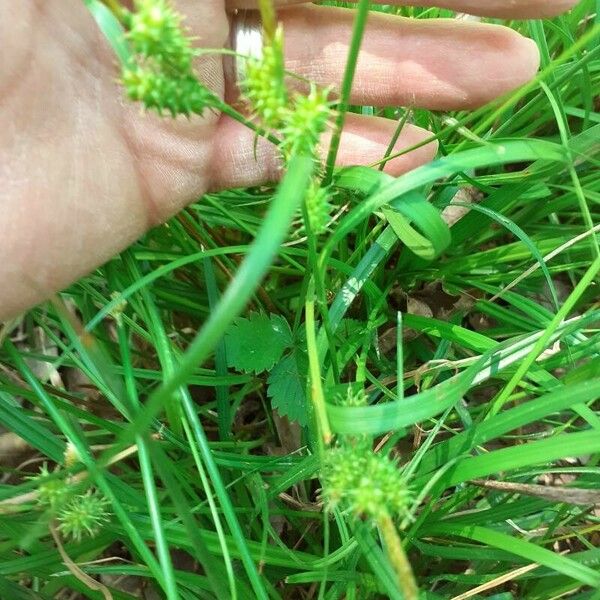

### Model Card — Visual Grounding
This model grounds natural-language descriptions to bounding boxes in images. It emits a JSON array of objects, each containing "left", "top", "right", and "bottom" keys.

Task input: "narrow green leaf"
[
  {"left": 84, "top": 0, "right": 131, "bottom": 65},
  {"left": 424, "top": 523, "right": 600, "bottom": 587},
  {"left": 416, "top": 379, "right": 600, "bottom": 476},
  {"left": 441, "top": 430, "right": 600, "bottom": 488}
]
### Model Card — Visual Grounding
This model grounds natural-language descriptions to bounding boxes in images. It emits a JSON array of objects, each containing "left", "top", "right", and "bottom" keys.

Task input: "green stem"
[
  {"left": 539, "top": 80, "right": 599, "bottom": 259},
  {"left": 179, "top": 392, "right": 267, "bottom": 599},
  {"left": 378, "top": 512, "right": 419, "bottom": 600},
  {"left": 181, "top": 417, "right": 237, "bottom": 600},
  {"left": 203, "top": 255, "right": 232, "bottom": 440},
  {"left": 211, "top": 95, "right": 281, "bottom": 146},
  {"left": 379, "top": 110, "right": 412, "bottom": 171},
  {"left": 100, "top": 0, "right": 123, "bottom": 18},
  {"left": 324, "top": 0, "right": 371, "bottom": 183},
  {"left": 257, "top": 0, "right": 277, "bottom": 42},
  {"left": 305, "top": 279, "right": 333, "bottom": 450},
  {"left": 114, "top": 321, "right": 180, "bottom": 600},
  {"left": 131, "top": 155, "right": 313, "bottom": 422},
  {"left": 301, "top": 202, "right": 340, "bottom": 383}
]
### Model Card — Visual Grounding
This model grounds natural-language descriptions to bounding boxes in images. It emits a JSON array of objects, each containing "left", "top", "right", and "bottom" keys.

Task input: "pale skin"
[{"left": 0, "top": 0, "right": 577, "bottom": 320}]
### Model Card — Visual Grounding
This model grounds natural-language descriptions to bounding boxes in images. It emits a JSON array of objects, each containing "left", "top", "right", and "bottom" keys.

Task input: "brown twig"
[
  {"left": 471, "top": 479, "right": 600, "bottom": 506},
  {"left": 50, "top": 522, "right": 114, "bottom": 600}
]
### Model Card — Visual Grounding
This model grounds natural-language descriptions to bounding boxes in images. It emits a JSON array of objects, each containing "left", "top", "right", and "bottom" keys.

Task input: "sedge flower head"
[
  {"left": 305, "top": 181, "right": 332, "bottom": 235},
  {"left": 321, "top": 446, "right": 411, "bottom": 520},
  {"left": 121, "top": 0, "right": 212, "bottom": 117},
  {"left": 57, "top": 490, "right": 111, "bottom": 542},
  {"left": 280, "top": 86, "right": 331, "bottom": 159},
  {"left": 127, "top": 0, "right": 194, "bottom": 73},
  {"left": 30, "top": 464, "right": 69, "bottom": 510},
  {"left": 243, "top": 26, "right": 287, "bottom": 129}
]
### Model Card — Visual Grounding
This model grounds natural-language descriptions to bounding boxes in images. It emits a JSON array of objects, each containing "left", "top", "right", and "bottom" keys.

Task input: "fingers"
[
  {"left": 209, "top": 113, "right": 438, "bottom": 190},
  {"left": 226, "top": 0, "right": 577, "bottom": 19},
  {"left": 407, "top": 0, "right": 578, "bottom": 18},
  {"left": 281, "top": 6, "right": 540, "bottom": 111}
]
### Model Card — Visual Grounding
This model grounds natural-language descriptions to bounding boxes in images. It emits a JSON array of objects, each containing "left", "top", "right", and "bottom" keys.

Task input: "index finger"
[{"left": 226, "top": 0, "right": 578, "bottom": 19}]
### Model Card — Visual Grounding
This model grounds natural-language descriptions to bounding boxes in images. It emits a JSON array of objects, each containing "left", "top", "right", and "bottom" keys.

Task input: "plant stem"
[
  {"left": 378, "top": 512, "right": 419, "bottom": 600},
  {"left": 305, "top": 279, "right": 333, "bottom": 449},
  {"left": 257, "top": 0, "right": 277, "bottom": 42},
  {"left": 101, "top": 0, "right": 122, "bottom": 18},
  {"left": 211, "top": 95, "right": 281, "bottom": 146},
  {"left": 301, "top": 202, "right": 340, "bottom": 383},
  {"left": 324, "top": 0, "right": 371, "bottom": 183}
]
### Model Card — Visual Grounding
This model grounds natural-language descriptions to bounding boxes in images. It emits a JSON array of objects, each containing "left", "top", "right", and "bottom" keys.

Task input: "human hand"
[{"left": 0, "top": 0, "right": 575, "bottom": 320}]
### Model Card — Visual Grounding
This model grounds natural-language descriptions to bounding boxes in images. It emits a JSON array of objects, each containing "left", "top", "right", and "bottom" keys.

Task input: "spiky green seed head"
[
  {"left": 281, "top": 86, "right": 330, "bottom": 158},
  {"left": 330, "top": 387, "right": 372, "bottom": 450},
  {"left": 127, "top": 0, "right": 194, "bottom": 74},
  {"left": 123, "top": 66, "right": 210, "bottom": 117},
  {"left": 305, "top": 181, "right": 332, "bottom": 235},
  {"left": 32, "top": 464, "right": 69, "bottom": 510},
  {"left": 321, "top": 446, "right": 411, "bottom": 520},
  {"left": 57, "top": 490, "right": 111, "bottom": 542},
  {"left": 243, "top": 26, "right": 287, "bottom": 129},
  {"left": 121, "top": 0, "right": 214, "bottom": 117}
]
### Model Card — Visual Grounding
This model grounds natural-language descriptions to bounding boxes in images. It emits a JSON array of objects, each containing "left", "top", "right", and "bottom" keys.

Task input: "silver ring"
[{"left": 229, "top": 10, "right": 263, "bottom": 91}]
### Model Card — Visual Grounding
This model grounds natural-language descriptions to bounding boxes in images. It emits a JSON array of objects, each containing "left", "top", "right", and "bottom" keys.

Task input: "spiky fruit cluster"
[
  {"left": 329, "top": 386, "right": 372, "bottom": 450},
  {"left": 242, "top": 23, "right": 330, "bottom": 158},
  {"left": 122, "top": 0, "right": 212, "bottom": 117},
  {"left": 305, "top": 181, "right": 332, "bottom": 235},
  {"left": 122, "top": 67, "right": 211, "bottom": 117},
  {"left": 125, "top": 0, "right": 194, "bottom": 72},
  {"left": 321, "top": 446, "right": 411, "bottom": 520},
  {"left": 280, "top": 86, "right": 330, "bottom": 159},
  {"left": 57, "top": 490, "right": 111, "bottom": 542},
  {"left": 32, "top": 463, "right": 112, "bottom": 541},
  {"left": 32, "top": 464, "right": 70, "bottom": 510},
  {"left": 244, "top": 26, "right": 287, "bottom": 129}
]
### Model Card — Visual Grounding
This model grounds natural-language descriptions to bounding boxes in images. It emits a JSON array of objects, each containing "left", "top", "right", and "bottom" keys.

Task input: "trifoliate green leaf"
[
  {"left": 225, "top": 313, "right": 292, "bottom": 374},
  {"left": 267, "top": 351, "right": 308, "bottom": 426}
]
